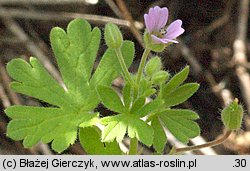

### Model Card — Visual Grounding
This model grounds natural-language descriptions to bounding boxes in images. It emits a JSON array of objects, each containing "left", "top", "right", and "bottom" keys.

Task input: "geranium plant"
[{"left": 5, "top": 6, "right": 243, "bottom": 154}]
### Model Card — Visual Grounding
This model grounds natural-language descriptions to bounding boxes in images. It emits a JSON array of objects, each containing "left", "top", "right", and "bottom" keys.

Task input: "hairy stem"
[
  {"left": 115, "top": 48, "right": 133, "bottom": 85},
  {"left": 136, "top": 48, "right": 151, "bottom": 84},
  {"left": 128, "top": 137, "right": 138, "bottom": 155},
  {"left": 174, "top": 130, "right": 232, "bottom": 154}
]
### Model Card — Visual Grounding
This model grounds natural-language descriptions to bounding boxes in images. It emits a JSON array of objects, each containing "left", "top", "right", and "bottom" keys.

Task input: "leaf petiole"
[
  {"left": 136, "top": 47, "right": 151, "bottom": 84},
  {"left": 173, "top": 129, "right": 232, "bottom": 154},
  {"left": 115, "top": 48, "right": 134, "bottom": 85}
]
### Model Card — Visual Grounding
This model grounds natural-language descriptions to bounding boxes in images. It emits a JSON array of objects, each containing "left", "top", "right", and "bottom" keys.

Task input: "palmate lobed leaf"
[
  {"left": 163, "top": 83, "right": 199, "bottom": 108},
  {"left": 6, "top": 106, "right": 98, "bottom": 152},
  {"left": 150, "top": 66, "right": 201, "bottom": 153},
  {"left": 97, "top": 85, "right": 127, "bottom": 114},
  {"left": 5, "top": 18, "right": 135, "bottom": 153},
  {"left": 160, "top": 66, "right": 199, "bottom": 108},
  {"left": 7, "top": 57, "right": 75, "bottom": 109},
  {"left": 161, "top": 66, "right": 189, "bottom": 96},
  {"left": 101, "top": 114, "right": 154, "bottom": 146},
  {"left": 130, "top": 96, "right": 146, "bottom": 113},
  {"left": 97, "top": 85, "right": 156, "bottom": 146},
  {"left": 150, "top": 109, "right": 200, "bottom": 153},
  {"left": 158, "top": 109, "right": 200, "bottom": 144}
]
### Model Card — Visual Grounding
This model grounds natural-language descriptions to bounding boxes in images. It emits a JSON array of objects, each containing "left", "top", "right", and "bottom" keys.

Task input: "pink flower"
[{"left": 144, "top": 6, "right": 185, "bottom": 44}]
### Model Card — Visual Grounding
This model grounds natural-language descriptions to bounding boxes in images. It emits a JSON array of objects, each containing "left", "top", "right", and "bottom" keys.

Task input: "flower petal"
[
  {"left": 165, "top": 19, "right": 185, "bottom": 39},
  {"left": 162, "top": 38, "right": 179, "bottom": 43},
  {"left": 151, "top": 35, "right": 164, "bottom": 44},
  {"left": 151, "top": 35, "right": 179, "bottom": 44},
  {"left": 148, "top": 7, "right": 158, "bottom": 32},
  {"left": 152, "top": 6, "right": 161, "bottom": 30},
  {"left": 145, "top": 6, "right": 169, "bottom": 33},
  {"left": 144, "top": 14, "right": 154, "bottom": 33},
  {"left": 144, "top": 14, "right": 153, "bottom": 33},
  {"left": 157, "top": 7, "right": 169, "bottom": 30}
]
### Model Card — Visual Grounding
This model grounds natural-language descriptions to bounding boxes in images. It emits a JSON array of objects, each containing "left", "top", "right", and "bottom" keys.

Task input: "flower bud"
[
  {"left": 145, "top": 56, "right": 162, "bottom": 77},
  {"left": 152, "top": 71, "right": 170, "bottom": 85},
  {"left": 104, "top": 23, "right": 123, "bottom": 48},
  {"left": 221, "top": 98, "right": 244, "bottom": 130}
]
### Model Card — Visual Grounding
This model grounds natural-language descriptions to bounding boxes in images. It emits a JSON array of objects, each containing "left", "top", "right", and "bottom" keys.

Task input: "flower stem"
[
  {"left": 115, "top": 48, "right": 133, "bottom": 85},
  {"left": 136, "top": 48, "right": 151, "bottom": 84},
  {"left": 128, "top": 137, "right": 138, "bottom": 155},
  {"left": 173, "top": 129, "right": 232, "bottom": 154}
]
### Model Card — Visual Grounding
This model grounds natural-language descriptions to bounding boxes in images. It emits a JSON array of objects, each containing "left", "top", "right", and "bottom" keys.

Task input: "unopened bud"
[
  {"left": 152, "top": 71, "right": 170, "bottom": 85},
  {"left": 104, "top": 23, "right": 123, "bottom": 48},
  {"left": 221, "top": 98, "right": 244, "bottom": 130},
  {"left": 145, "top": 56, "right": 162, "bottom": 77}
]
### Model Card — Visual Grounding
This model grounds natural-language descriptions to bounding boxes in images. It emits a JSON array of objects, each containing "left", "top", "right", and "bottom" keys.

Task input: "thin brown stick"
[
  {"left": 115, "top": 0, "right": 144, "bottom": 47},
  {"left": 0, "top": 83, "right": 11, "bottom": 108},
  {"left": 0, "top": 8, "right": 143, "bottom": 29},
  {"left": 104, "top": 0, "right": 123, "bottom": 18},
  {"left": 0, "top": 0, "right": 86, "bottom": 5},
  {"left": 174, "top": 130, "right": 232, "bottom": 154}
]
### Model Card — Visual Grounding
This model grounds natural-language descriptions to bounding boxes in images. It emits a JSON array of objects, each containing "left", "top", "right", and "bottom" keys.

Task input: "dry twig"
[
  {"left": 0, "top": 0, "right": 87, "bottom": 5},
  {"left": 0, "top": 8, "right": 144, "bottom": 30},
  {"left": 114, "top": 0, "right": 144, "bottom": 47}
]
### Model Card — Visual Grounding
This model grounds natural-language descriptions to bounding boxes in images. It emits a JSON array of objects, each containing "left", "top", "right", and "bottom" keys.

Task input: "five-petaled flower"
[{"left": 144, "top": 6, "right": 185, "bottom": 44}]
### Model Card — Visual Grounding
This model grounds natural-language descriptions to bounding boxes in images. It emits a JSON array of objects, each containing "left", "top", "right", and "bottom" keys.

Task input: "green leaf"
[
  {"left": 79, "top": 117, "right": 100, "bottom": 128},
  {"left": 7, "top": 58, "right": 72, "bottom": 109},
  {"left": 164, "top": 83, "right": 199, "bottom": 108},
  {"left": 5, "top": 18, "right": 126, "bottom": 153},
  {"left": 79, "top": 126, "right": 122, "bottom": 154},
  {"left": 144, "top": 88, "right": 156, "bottom": 97},
  {"left": 50, "top": 18, "right": 100, "bottom": 92},
  {"left": 6, "top": 106, "right": 98, "bottom": 153},
  {"left": 159, "top": 109, "right": 200, "bottom": 144},
  {"left": 130, "top": 96, "right": 145, "bottom": 113},
  {"left": 122, "top": 83, "right": 133, "bottom": 109},
  {"left": 101, "top": 114, "right": 153, "bottom": 146},
  {"left": 97, "top": 85, "right": 127, "bottom": 114},
  {"left": 139, "top": 78, "right": 151, "bottom": 97},
  {"left": 161, "top": 66, "right": 189, "bottom": 97},
  {"left": 136, "top": 99, "right": 164, "bottom": 118},
  {"left": 101, "top": 119, "right": 127, "bottom": 143},
  {"left": 151, "top": 117, "right": 167, "bottom": 153},
  {"left": 90, "top": 41, "right": 135, "bottom": 87}
]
